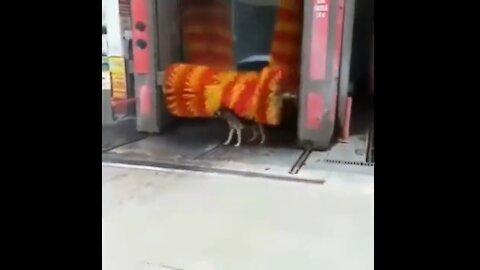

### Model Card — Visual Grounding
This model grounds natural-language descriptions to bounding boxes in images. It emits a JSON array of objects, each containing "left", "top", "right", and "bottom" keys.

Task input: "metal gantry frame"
[
  {"left": 130, "top": 0, "right": 358, "bottom": 150},
  {"left": 298, "top": 0, "right": 355, "bottom": 150}
]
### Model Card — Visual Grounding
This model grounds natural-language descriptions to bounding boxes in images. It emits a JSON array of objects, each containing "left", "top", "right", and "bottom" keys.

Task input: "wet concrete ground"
[{"left": 102, "top": 164, "right": 373, "bottom": 270}]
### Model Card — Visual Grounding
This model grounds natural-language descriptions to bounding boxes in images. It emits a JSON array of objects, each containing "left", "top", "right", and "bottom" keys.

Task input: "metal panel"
[
  {"left": 131, "top": 0, "right": 151, "bottom": 74},
  {"left": 298, "top": 0, "right": 344, "bottom": 149},
  {"left": 337, "top": 0, "right": 356, "bottom": 139},
  {"left": 131, "top": 0, "right": 166, "bottom": 133},
  {"left": 102, "top": 60, "right": 114, "bottom": 125},
  {"left": 102, "top": 91, "right": 114, "bottom": 125}
]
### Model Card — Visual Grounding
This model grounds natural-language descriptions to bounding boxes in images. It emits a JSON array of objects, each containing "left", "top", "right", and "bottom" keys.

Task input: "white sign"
[
  {"left": 102, "top": 71, "right": 111, "bottom": 90},
  {"left": 314, "top": 0, "right": 329, "bottom": 18}
]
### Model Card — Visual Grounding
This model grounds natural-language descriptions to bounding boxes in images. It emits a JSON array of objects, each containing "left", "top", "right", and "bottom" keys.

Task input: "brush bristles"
[{"left": 164, "top": 64, "right": 285, "bottom": 126}]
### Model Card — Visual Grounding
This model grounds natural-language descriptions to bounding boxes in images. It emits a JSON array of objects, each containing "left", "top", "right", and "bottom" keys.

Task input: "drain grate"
[{"left": 324, "top": 159, "right": 375, "bottom": 167}]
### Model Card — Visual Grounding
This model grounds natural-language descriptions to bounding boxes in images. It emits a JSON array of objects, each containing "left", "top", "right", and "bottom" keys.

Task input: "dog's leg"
[
  {"left": 258, "top": 124, "right": 266, "bottom": 144},
  {"left": 234, "top": 128, "right": 242, "bottom": 147},
  {"left": 224, "top": 128, "right": 235, "bottom": 145},
  {"left": 248, "top": 124, "right": 258, "bottom": 142}
]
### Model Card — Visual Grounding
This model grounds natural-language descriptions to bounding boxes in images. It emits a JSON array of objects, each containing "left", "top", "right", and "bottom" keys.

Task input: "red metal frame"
[
  {"left": 131, "top": 0, "right": 151, "bottom": 74},
  {"left": 302, "top": 0, "right": 347, "bottom": 149},
  {"left": 129, "top": 0, "right": 357, "bottom": 141},
  {"left": 306, "top": 0, "right": 331, "bottom": 132},
  {"left": 309, "top": 0, "right": 330, "bottom": 81},
  {"left": 307, "top": 93, "right": 325, "bottom": 129}
]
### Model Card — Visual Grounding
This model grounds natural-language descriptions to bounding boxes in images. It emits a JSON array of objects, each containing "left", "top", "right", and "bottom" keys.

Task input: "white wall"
[
  {"left": 102, "top": 0, "right": 106, "bottom": 26},
  {"left": 102, "top": 0, "right": 107, "bottom": 55},
  {"left": 104, "top": 0, "right": 124, "bottom": 56}
]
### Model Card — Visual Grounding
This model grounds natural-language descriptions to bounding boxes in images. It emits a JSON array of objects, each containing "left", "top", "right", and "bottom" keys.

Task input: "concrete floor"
[{"left": 102, "top": 164, "right": 374, "bottom": 270}]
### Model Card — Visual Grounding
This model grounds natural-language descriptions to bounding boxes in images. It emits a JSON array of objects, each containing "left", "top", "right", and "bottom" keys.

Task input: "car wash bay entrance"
[{"left": 101, "top": 0, "right": 374, "bottom": 180}]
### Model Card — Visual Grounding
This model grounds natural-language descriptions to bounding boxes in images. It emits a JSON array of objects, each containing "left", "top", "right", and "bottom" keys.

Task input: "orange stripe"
[
  {"left": 165, "top": 64, "right": 185, "bottom": 115},
  {"left": 270, "top": 52, "right": 300, "bottom": 67},
  {"left": 189, "top": 55, "right": 234, "bottom": 70},
  {"left": 277, "top": 8, "right": 301, "bottom": 23},
  {"left": 182, "top": 7, "right": 227, "bottom": 19},
  {"left": 274, "top": 20, "right": 302, "bottom": 34},
  {"left": 181, "top": 2, "right": 234, "bottom": 70},
  {"left": 206, "top": 71, "right": 237, "bottom": 114},
  {"left": 185, "top": 66, "right": 209, "bottom": 116},
  {"left": 271, "top": 42, "right": 301, "bottom": 56},
  {"left": 185, "top": 67, "right": 217, "bottom": 117},
  {"left": 182, "top": 15, "right": 230, "bottom": 29},
  {"left": 277, "top": 0, "right": 304, "bottom": 13},
  {"left": 269, "top": 0, "right": 303, "bottom": 96},
  {"left": 255, "top": 68, "right": 282, "bottom": 125},
  {"left": 171, "top": 65, "right": 195, "bottom": 116},
  {"left": 197, "top": 69, "right": 218, "bottom": 116},
  {"left": 184, "top": 33, "right": 233, "bottom": 48},
  {"left": 228, "top": 73, "right": 257, "bottom": 110},
  {"left": 220, "top": 74, "right": 240, "bottom": 109},
  {"left": 183, "top": 26, "right": 233, "bottom": 40},
  {"left": 266, "top": 70, "right": 284, "bottom": 125},
  {"left": 233, "top": 75, "right": 259, "bottom": 119},
  {"left": 272, "top": 31, "right": 302, "bottom": 44},
  {"left": 189, "top": 51, "right": 233, "bottom": 62}
]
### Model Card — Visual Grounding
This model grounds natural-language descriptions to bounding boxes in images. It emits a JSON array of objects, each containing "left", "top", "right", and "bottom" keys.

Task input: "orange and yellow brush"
[
  {"left": 269, "top": 0, "right": 304, "bottom": 94},
  {"left": 181, "top": 0, "right": 234, "bottom": 70},
  {"left": 164, "top": 64, "right": 285, "bottom": 126},
  {"left": 164, "top": 0, "right": 304, "bottom": 127},
  {"left": 165, "top": 63, "right": 219, "bottom": 118}
]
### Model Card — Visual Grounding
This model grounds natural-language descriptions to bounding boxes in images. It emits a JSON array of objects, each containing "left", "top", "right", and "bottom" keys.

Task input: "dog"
[
  {"left": 215, "top": 91, "right": 299, "bottom": 147},
  {"left": 215, "top": 108, "right": 266, "bottom": 147}
]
